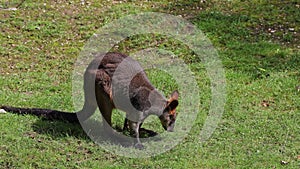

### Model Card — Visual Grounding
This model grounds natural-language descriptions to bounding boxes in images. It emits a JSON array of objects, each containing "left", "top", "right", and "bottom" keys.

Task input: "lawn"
[{"left": 0, "top": 0, "right": 299, "bottom": 168}]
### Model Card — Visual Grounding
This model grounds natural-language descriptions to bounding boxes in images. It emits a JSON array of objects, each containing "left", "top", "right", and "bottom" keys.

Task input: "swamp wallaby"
[{"left": 1, "top": 52, "right": 179, "bottom": 149}]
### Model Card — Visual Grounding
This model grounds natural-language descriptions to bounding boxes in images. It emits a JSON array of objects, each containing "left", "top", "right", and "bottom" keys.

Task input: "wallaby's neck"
[
  {"left": 147, "top": 88, "right": 167, "bottom": 116},
  {"left": 130, "top": 84, "right": 167, "bottom": 116}
]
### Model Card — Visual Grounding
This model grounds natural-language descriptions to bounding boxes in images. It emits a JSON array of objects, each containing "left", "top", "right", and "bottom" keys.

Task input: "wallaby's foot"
[{"left": 134, "top": 143, "right": 144, "bottom": 150}]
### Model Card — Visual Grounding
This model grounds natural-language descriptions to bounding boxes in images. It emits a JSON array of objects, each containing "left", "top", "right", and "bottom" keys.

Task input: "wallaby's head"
[{"left": 159, "top": 90, "right": 179, "bottom": 132}]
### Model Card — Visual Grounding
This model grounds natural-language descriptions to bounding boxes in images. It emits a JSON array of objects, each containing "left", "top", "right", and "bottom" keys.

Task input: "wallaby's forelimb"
[{"left": 127, "top": 119, "right": 144, "bottom": 149}]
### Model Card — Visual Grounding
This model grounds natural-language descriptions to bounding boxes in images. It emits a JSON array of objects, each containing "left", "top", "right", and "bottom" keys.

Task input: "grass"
[{"left": 0, "top": 0, "right": 299, "bottom": 168}]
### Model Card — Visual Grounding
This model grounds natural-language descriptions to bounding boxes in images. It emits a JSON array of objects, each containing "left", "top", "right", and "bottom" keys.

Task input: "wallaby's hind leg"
[
  {"left": 98, "top": 101, "right": 113, "bottom": 129},
  {"left": 95, "top": 87, "right": 113, "bottom": 131}
]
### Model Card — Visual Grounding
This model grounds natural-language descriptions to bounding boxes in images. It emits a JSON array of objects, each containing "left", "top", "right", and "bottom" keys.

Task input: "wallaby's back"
[{"left": 87, "top": 52, "right": 160, "bottom": 114}]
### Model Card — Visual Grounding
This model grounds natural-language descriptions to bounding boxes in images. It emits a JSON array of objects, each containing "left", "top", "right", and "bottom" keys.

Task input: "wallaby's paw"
[
  {"left": 134, "top": 143, "right": 144, "bottom": 150},
  {"left": 0, "top": 109, "right": 7, "bottom": 114}
]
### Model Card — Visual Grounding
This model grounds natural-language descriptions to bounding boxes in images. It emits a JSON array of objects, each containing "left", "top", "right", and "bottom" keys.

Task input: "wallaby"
[{"left": 1, "top": 52, "right": 179, "bottom": 149}]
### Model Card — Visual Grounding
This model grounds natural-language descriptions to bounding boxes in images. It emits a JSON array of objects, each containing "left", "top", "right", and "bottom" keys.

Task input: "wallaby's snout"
[
  {"left": 160, "top": 113, "right": 176, "bottom": 132},
  {"left": 167, "top": 125, "right": 174, "bottom": 132}
]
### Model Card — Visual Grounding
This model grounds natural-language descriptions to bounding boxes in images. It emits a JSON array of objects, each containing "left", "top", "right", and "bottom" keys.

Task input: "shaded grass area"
[{"left": 0, "top": 0, "right": 299, "bottom": 168}]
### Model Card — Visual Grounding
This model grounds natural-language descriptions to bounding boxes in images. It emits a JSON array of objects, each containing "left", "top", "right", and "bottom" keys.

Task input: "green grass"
[{"left": 1, "top": 0, "right": 299, "bottom": 168}]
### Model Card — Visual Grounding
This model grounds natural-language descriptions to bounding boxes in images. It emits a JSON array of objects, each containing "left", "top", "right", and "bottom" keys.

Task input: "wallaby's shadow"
[
  {"left": 32, "top": 119, "right": 88, "bottom": 139},
  {"left": 32, "top": 118, "right": 161, "bottom": 147}
]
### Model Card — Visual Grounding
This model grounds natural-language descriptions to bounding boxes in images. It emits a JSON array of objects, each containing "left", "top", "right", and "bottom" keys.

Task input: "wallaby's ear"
[
  {"left": 168, "top": 100, "right": 178, "bottom": 111},
  {"left": 169, "top": 90, "right": 179, "bottom": 102}
]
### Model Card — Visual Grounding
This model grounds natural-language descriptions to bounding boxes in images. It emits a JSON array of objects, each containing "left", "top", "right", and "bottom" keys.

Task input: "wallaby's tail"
[{"left": 1, "top": 106, "right": 79, "bottom": 123}]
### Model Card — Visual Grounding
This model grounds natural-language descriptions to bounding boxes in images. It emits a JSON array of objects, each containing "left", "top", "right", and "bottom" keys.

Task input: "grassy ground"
[{"left": 1, "top": 0, "right": 299, "bottom": 168}]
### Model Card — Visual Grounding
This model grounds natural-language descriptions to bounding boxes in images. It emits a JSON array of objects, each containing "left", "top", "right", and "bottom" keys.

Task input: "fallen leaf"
[
  {"left": 261, "top": 100, "right": 270, "bottom": 107},
  {"left": 0, "top": 109, "right": 7, "bottom": 114},
  {"left": 280, "top": 160, "right": 288, "bottom": 165}
]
